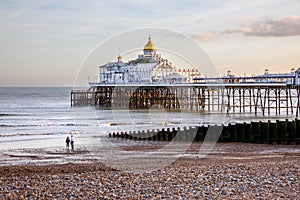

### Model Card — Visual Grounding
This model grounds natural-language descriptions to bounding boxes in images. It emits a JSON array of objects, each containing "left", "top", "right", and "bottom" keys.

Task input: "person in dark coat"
[{"left": 66, "top": 136, "right": 70, "bottom": 150}]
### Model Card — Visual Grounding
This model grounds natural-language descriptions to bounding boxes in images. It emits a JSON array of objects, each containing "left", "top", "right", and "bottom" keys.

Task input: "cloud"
[
  {"left": 190, "top": 32, "right": 215, "bottom": 42},
  {"left": 224, "top": 15, "right": 300, "bottom": 37}
]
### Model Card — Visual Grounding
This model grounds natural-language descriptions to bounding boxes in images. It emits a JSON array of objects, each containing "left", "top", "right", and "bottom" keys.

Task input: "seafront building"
[
  {"left": 94, "top": 36, "right": 200, "bottom": 85},
  {"left": 72, "top": 36, "right": 300, "bottom": 117},
  {"left": 92, "top": 36, "right": 300, "bottom": 86}
]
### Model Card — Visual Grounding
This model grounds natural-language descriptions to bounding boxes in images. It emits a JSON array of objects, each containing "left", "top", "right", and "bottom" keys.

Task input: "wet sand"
[{"left": 0, "top": 142, "right": 299, "bottom": 199}]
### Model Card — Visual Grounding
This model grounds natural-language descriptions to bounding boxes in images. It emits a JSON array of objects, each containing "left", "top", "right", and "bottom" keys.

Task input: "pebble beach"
[{"left": 0, "top": 142, "right": 299, "bottom": 199}]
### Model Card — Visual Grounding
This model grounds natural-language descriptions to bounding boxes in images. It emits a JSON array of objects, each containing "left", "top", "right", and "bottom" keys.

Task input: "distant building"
[{"left": 295, "top": 68, "right": 300, "bottom": 85}]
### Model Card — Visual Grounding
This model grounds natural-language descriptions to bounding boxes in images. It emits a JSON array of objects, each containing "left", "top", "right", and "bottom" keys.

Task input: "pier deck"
[{"left": 71, "top": 83, "right": 300, "bottom": 116}]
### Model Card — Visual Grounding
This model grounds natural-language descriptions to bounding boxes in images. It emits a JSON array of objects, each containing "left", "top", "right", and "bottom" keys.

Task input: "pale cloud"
[
  {"left": 190, "top": 32, "right": 215, "bottom": 42},
  {"left": 224, "top": 15, "right": 300, "bottom": 37}
]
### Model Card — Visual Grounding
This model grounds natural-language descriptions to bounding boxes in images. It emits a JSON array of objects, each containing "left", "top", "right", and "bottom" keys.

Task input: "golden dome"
[
  {"left": 143, "top": 36, "right": 156, "bottom": 51},
  {"left": 117, "top": 55, "right": 122, "bottom": 60}
]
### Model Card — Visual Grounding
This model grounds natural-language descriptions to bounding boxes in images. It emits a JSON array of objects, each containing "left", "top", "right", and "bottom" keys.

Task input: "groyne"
[{"left": 109, "top": 118, "right": 300, "bottom": 144}]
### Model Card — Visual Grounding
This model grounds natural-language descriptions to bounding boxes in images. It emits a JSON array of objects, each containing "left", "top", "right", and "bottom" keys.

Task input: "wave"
[
  {"left": 60, "top": 123, "right": 90, "bottom": 127},
  {"left": 0, "top": 132, "right": 54, "bottom": 137},
  {"left": 0, "top": 123, "right": 90, "bottom": 128},
  {"left": 0, "top": 113, "right": 27, "bottom": 117},
  {"left": 107, "top": 121, "right": 170, "bottom": 126},
  {"left": 0, "top": 124, "right": 37, "bottom": 127}
]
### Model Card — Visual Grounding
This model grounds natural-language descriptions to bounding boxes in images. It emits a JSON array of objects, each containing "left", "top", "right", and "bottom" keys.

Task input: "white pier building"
[{"left": 96, "top": 36, "right": 200, "bottom": 85}]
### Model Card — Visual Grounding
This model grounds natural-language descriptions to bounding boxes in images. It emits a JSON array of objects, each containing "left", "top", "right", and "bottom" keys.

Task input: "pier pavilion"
[{"left": 71, "top": 37, "right": 300, "bottom": 116}]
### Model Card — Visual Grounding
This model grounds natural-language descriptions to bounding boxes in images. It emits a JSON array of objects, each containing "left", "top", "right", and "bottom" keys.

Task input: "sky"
[{"left": 0, "top": 0, "right": 300, "bottom": 86}]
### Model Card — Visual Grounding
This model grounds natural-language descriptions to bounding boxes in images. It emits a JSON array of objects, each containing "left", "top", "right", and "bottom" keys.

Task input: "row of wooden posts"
[{"left": 109, "top": 118, "right": 300, "bottom": 144}]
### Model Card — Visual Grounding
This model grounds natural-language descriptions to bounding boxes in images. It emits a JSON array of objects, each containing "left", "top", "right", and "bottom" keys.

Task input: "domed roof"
[{"left": 143, "top": 36, "right": 156, "bottom": 51}]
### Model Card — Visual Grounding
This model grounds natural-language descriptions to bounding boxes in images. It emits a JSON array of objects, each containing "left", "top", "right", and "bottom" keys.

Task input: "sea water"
[{"left": 0, "top": 87, "right": 295, "bottom": 150}]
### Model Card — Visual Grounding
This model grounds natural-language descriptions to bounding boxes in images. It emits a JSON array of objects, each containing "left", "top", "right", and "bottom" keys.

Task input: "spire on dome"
[
  {"left": 117, "top": 54, "right": 123, "bottom": 63},
  {"left": 143, "top": 35, "right": 156, "bottom": 51}
]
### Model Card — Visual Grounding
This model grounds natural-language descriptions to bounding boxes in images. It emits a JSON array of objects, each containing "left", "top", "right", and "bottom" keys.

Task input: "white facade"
[{"left": 98, "top": 37, "right": 195, "bottom": 84}]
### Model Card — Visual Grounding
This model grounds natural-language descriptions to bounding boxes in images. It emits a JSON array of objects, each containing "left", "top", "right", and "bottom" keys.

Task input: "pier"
[
  {"left": 71, "top": 36, "right": 300, "bottom": 116},
  {"left": 71, "top": 83, "right": 300, "bottom": 116}
]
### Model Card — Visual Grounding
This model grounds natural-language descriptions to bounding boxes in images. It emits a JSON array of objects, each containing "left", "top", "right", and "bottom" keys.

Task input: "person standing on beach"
[
  {"left": 70, "top": 135, "right": 74, "bottom": 151},
  {"left": 65, "top": 136, "right": 70, "bottom": 150}
]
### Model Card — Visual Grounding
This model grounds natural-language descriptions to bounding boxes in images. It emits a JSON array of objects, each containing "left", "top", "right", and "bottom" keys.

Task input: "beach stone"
[{"left": 0, "top": 143, "right": 299, "bottom": 199}]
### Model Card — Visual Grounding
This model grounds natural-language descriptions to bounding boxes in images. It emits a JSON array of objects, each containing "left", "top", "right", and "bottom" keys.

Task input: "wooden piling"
[
  {"left": 259, "top": 121, "right": 269, "bottom": 144},
  {"left": 236, "top": 123, "right": 244, "bottom": 142},
  {"left": 251, "top": 122, "right": 260, "bottom": 143},
  {"left": 296, "top": 118, "right": 300, "bottom": 144},
  {"left": 276, "top": 120, "right": 286, "bottom": 144}
]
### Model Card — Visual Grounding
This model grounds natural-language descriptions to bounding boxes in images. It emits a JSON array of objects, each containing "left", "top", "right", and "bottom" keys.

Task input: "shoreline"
[
  {"left": 1, "top": 141, "right": 299, "bottom": 166},
  {"left": 0, "top": 142, "right": 299, "bottom": 199}
]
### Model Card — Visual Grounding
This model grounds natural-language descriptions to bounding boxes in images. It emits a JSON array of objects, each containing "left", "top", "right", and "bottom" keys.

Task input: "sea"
[{"left": 0, "top": 87, "right": 296, "bottom": 165}]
